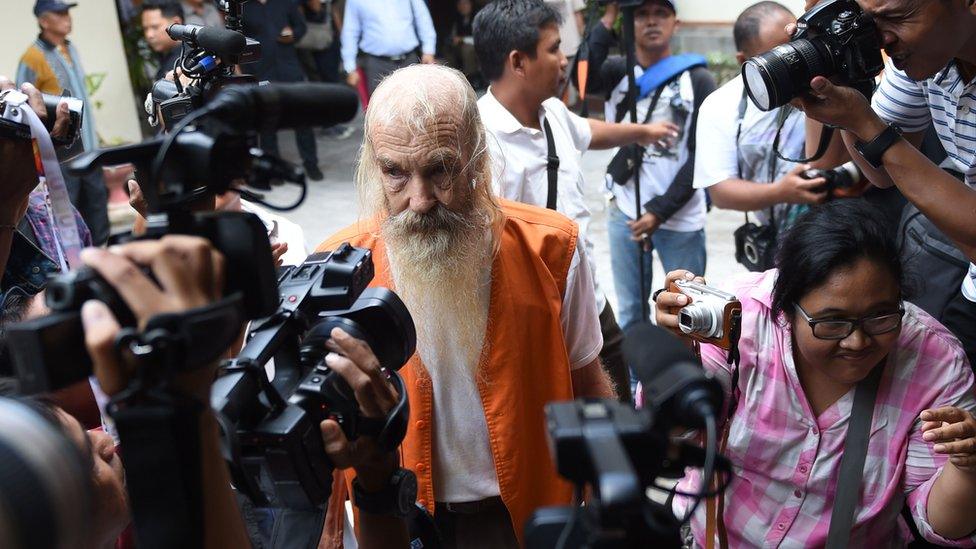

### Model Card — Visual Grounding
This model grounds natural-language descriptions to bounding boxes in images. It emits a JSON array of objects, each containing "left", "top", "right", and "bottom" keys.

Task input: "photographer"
[
  {"left": 316, "top": 64, "right": 613, "bottom": 547},
  {"left": 141, "top": 1, "right": 185, "bottom": 82},
  {"left": 654, "top": 200, "right": 976, "bottom": 546},
  {"left": 0, "top": 76, "right": 91, "bottom": 303},
  {"left": 794, "top": 0, "right": 976, "bottom": 368},
  {"left": 693, "top": 2, "right": 830, "bottom": 252},
  {"left": 583, "top": 0, "right": 715, "bottom": 330}
]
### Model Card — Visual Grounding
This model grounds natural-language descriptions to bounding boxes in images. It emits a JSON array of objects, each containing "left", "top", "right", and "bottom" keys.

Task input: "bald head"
[
  {"left": 733, "top": 1, "right": 795, "bottom": 58},
  {"left": 357, "top": 65, "right": 499, "bottom": 228}
]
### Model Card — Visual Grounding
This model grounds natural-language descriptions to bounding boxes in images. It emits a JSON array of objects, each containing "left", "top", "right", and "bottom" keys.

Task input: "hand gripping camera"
[
  {"left": 213, "top": 244, "right": 417, "bottom": 510},
  {"left": 801, "top": 162, "right": 868, "bottom": 199},
  {"left": 667, "top": 280, "right": 742, "bottom": 351},
  {"left": 742, "top": 0, "right": 884, "bottom": 111}
]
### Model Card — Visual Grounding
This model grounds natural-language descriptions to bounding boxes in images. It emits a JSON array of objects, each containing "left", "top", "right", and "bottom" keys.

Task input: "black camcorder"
[
  {"left": 214, "top": 245, "right": 417, "bottom": 509},
  {"left": 742, "top": 0, "right": 884, "bottom": 111}
]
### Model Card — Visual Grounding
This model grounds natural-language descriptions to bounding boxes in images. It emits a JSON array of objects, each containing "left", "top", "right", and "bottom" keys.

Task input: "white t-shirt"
[
  {"left": 432, "top": 238, "right": 603, "bottom": 502},
  {"left": 604, "top": 69, "right": 707, "bottom": 232},
  {"left": 545, "top": 0, "right": 586, "bottom": 57},
  {"left": 479, "top": 89, "right": 607, "bottom": 311},
  {"left": 693, "top": 75, "right": 807, "bottom": 227}
]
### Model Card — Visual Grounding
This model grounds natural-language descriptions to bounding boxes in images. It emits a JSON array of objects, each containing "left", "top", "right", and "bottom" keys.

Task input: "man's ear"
[
  {"left": 509, "top": 49, "right": 527, "bottom": 78},
  {"left": 735, "top": 51, "right": 746, "bottom": 65}
]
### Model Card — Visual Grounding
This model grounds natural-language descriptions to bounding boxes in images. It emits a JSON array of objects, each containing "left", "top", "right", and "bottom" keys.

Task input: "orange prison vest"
[{"left": 316, "top": 199, "right": 580, "bottom": 546}]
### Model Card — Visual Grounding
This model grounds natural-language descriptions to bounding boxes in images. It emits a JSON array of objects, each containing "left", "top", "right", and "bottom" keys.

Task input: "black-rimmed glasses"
[{"left": 794, "top": 303, "right": 904, "bottom": 340}]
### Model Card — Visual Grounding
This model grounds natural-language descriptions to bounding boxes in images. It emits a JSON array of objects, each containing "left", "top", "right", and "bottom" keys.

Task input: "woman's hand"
[
  {"left": 922, "top": 406, "right": 976, "bottom": 472},
  {"left": 653, "top": 269, "right": 706, "bottom": 335}
]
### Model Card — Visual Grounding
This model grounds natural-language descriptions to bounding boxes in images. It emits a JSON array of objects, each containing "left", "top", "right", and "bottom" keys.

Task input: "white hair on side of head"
[{"left": 355, "top": 64, "right": 503, "bottom": 238}]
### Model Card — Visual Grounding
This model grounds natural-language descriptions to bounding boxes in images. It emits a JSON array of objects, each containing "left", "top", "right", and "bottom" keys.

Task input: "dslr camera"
[
  {"left": 801, "top": 162, "right": 867, "bottom": 199},
  {"left": 742, "top": 0, "right": 884, "bottom": 111},
  {"left": 667, "top": 280, "right": 742, "bottom": 350}
]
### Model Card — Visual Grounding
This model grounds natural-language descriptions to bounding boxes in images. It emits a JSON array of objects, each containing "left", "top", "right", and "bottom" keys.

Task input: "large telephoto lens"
[{"left": 742, "top": 38, "right": 834, "bottom": 111}]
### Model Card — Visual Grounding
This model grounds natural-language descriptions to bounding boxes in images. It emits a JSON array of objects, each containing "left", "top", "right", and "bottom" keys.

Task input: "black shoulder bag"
[
  {"left": 605, "top": 75, "right": 677, "bottom": 186},
  {"left": 733, "top": 90, "right": 780, "bottom": 272}
]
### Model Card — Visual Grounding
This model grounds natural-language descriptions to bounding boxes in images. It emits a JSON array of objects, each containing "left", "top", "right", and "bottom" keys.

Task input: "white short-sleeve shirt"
[{"left": 478, "top": 88, "right": 607, "bottom": 310}]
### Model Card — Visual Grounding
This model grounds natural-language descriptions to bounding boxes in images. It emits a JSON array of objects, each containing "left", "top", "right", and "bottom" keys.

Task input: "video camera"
[
  {"left": 526, "top": 324, "right": 730, "bottom": 548},
  {"left": 7, "top": 80, "right": 358, "bottom": 394},
  {"left": 213, "top": 245, "right": 416, "bottom": 509},
  {"left": 742, "top": 0, "right": 884, "bottom": 111},
  {"left": 146, "top": 0, "right": 262, "bottom": 129}
]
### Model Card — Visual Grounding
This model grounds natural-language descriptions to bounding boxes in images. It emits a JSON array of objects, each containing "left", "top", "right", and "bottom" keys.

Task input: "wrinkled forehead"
[{"left": 368, "top": 111, "right": 468, "bottom": 164}]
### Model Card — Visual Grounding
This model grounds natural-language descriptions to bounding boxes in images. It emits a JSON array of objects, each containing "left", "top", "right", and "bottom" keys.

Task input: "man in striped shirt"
[{"left": 798, "top": 0, "right": 976, "bottom": 368}]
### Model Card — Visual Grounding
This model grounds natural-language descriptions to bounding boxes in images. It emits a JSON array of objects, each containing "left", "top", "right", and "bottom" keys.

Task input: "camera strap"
[
  {"left": 542, "top": 117, "right": 560, "bottom": 210},
  {"left": 772, "top": 112, "right": 835, "bottom": 164},
  {"left": 824, "top": 363, "right": 883, "bottom": 549},
  {"left": 109, "top": 388, "right": 206, "bottom": 549},
  {"left": 354, "top": 370, "right": 410, "bottom": 452},
  {"left": 0, "top": 89, "right": 83, "bottom": 271},
  {"left": 734, "top": 89, "right": 776, "bottom": 229}
]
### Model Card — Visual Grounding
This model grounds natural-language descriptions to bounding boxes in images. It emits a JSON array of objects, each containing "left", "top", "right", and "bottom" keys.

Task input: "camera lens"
[
  {"left": 742, "top": 38, "right": 834, "bottom": 111},
  {"left": 678, "top": 304, "right": 718, "bottom": 338}
]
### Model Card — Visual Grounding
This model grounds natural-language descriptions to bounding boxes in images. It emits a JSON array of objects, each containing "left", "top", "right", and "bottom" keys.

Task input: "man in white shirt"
[
  {"left": 693, "top": 2, "right": 827, "bottom": 246},
  {"left": 474, "top": 0, "right": 680, "bottom": 400},
  {"left": 583, "top": 0, "right": 715, "bottom": 331}
]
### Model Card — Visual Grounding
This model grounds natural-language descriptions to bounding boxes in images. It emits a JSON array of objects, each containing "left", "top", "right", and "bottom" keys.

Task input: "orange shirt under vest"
[{"left": 316, "top": 199, "right": 581, "bottom": 546}]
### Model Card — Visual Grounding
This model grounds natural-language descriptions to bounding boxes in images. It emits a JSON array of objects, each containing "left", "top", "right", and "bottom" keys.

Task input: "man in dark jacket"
[{"left": 243, "top": 0, "right": 324, "bottom": 181}]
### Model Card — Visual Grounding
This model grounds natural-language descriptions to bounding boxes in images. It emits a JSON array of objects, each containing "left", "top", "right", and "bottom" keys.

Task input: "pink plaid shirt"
[{"left": 673, "top": 270, "right": 976, "bottom": 548}]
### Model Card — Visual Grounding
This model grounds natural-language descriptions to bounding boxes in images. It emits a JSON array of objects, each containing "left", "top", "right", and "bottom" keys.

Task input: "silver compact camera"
[{"left": 668, "top": 280, "right": 742, "bottom": 350}]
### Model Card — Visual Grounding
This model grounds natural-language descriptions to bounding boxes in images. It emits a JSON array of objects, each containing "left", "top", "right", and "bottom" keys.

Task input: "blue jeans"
[{"left": 607, "top": 201, "right": 706, "bottom": 332}]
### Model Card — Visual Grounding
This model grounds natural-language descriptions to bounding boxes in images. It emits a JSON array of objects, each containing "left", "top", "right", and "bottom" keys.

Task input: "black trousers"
[
  {"left": 260, "top": 127, "right": 319, "bottom": 170},
  {"left": 943, "top": 291, "right": 976, "bottom": 370},
  {"left": 361, "top": 52, "right": 420, "bottom": 96}
]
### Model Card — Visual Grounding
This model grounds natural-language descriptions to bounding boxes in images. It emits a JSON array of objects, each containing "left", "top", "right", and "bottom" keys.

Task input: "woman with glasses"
[{"left": 653, "top": 200, "right": 976, "bottom": 547}]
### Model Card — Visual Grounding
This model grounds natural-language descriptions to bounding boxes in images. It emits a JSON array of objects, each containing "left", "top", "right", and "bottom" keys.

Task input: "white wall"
[
  {"left": 678, "top": 0, "right": 808, "bottom": 23},
  {"left": 0, "top": 0, "right": 143, "bottom": 145}
]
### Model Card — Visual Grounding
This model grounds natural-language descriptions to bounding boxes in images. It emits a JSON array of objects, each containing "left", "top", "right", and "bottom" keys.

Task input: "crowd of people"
[{"left": 3, "top": 0, "right": 976, "bottom": 548}]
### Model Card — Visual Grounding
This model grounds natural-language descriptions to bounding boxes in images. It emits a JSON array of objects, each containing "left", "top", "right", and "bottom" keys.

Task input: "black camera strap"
[
  {"left": 542, "top": 117, "right": 560, "bottom": 210},
  {"left": 733, "top": 89, "right": 776, "bottom": 230},
  {"left": 824, "top": 363, "right": 883, "bottom": 549},
  {"left": 772, "top": 112, "right": 835, "bottom": 164},
  {"left": 110, "top": 389, "right": 206, "bottom": 549}
]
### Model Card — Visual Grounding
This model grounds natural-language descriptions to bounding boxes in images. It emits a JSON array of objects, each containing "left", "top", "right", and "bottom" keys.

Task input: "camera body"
[
  {"left": 742, "top": 0, "right": 883, "bottom": 111},
  {"left": 8, "top": 211, "right": 278, "bottom": 394},
  {"left": 215, "top": 245, "right": 416, "bottom": 509},
  {"left": 667, "top": 280, "right": 742, "bottom": 350},
  {"left": 801, "top": 162, "right": 866, "bottom": 199}
]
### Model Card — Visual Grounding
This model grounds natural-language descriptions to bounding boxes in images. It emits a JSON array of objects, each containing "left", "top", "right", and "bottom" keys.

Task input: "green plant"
[{"left": 705, "top": 51, "right": 740, "bottom": 86}]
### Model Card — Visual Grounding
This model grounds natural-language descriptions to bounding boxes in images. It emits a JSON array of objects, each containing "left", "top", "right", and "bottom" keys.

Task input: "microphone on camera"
[
  {"left": 622, "top": 322, "right": 724, "bottom": 428},
  {"left": 167, "top": 24, "right": 246, "bottom": 59},
  {"left": 203, "top": 82, "right": 360, "bottom": 131}
]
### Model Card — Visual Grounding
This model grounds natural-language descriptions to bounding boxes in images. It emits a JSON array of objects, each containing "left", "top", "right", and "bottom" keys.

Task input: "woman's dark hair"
[
  {"left": 771, "top": 200, "right": 911, "bottom": 317},
  {"left": 472, "top": 0, "right": 561, "bottom": 82}
]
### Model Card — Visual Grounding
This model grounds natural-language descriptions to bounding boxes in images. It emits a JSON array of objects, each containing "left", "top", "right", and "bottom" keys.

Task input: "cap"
[{"left": 33, "top": 0, "right": 77, "bottom": 17}]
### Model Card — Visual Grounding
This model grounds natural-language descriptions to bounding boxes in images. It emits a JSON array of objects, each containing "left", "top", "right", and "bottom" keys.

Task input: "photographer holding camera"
[
  {"left": 787, "top": 0, "right": 976, "bottom": 369},
  {"left": 693, "top": 2, "right": 836, "bottom": 272},
  {"left": 654, "top": 200, "right": 976, "bottom": 546}
]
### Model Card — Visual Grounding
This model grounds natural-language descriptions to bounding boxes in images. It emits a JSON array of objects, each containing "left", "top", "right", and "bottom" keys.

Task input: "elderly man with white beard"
[{"left": 315, "top": 63, "right": 612, "bottom": 548}]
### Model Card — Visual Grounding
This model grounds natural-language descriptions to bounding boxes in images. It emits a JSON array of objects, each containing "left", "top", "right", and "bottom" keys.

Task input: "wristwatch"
[
  {"left": 854, "top": 123, "right": 903, "bottom": 169},
  {"left": 352, "top": 467, "right": 418, "bottom": 518}
]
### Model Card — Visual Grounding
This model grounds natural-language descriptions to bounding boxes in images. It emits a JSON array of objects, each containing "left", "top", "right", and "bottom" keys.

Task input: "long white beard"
[{"left": 382, "top": 204, "right": 492, "bottom": 381}]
